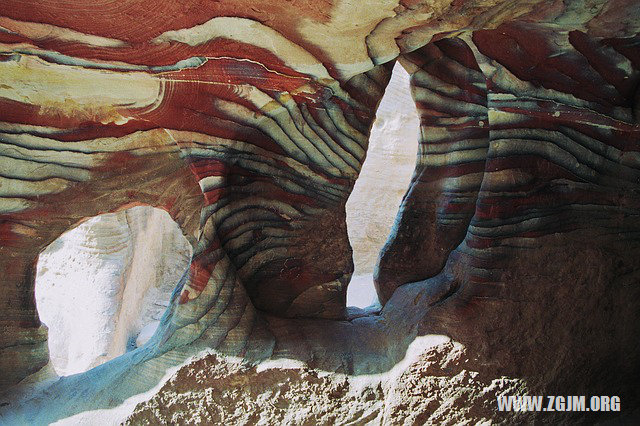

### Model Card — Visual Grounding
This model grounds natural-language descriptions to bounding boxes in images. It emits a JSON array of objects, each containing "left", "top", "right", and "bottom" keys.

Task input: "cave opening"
[
  {"left": 345, "top": 62, "right": 420, "bottom": 309},
  {"left": 34, "top": 206, "right": 192, "bottom": 376}
]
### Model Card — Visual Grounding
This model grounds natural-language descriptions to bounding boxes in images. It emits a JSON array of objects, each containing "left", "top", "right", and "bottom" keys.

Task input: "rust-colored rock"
[{"left": 0, "top": 1, "right": 639, "bottom": 423}]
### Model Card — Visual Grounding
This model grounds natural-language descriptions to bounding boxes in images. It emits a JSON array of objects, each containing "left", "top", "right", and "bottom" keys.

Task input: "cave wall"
[
  {"left": 383, "top": 26, "right": 640, "bottom": 397},
  {"left": 0, "top": 0, "right": 639, "bottom": 423}
]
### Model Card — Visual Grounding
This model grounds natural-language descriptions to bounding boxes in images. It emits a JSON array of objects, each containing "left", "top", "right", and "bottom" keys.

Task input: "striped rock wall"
[
  {"left": 0, "top": 0, "right": 639, "bottom": 422},
  {"left": 377, "top": 24, "right": 640, "bottom": 397},
  {"left": 376, "top": 36, "right": 490, "bottom": 302}
]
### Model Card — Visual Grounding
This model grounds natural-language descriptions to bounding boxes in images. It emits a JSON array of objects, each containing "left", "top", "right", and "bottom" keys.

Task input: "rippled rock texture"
[{"left": 1, "top": 0, "right": 639, "bottom": 424}]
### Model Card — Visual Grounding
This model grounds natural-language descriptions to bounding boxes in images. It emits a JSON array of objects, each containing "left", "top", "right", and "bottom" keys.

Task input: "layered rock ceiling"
[{"left": 1, "top": 0, "right": 639, "bottom": 423}]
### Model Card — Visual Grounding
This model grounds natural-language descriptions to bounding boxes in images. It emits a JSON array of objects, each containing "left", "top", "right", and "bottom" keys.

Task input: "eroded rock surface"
[
  {"left": 126, "top": 338, "right": 533, "bottom": 425},
  {"left": 0, "top": 0, "right": 639, "bottom": 424}
]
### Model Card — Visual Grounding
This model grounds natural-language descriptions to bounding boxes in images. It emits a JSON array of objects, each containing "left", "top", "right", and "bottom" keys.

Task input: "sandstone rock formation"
[
  {"left": 1, "top": 0, "right": 639, "bottom": 424},
  {"left": 36, "top": 206, "right": 191, "bottom": 375},
  {"left": 346, "top": 63, "right": 419, "bottom": 278},
  {"left": 125, "top": 337, "right": 533, "bottom": 425}
]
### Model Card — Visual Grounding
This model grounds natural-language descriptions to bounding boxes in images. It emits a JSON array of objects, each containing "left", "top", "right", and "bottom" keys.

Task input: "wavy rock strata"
[{"left": 1, "top": 0, "right": 639, "bottom": 423}]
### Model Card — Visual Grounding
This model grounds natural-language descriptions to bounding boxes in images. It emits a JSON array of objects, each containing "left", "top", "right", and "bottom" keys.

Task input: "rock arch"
[{"left": 1, "top": 1, "right": 639, "bottom": 423}]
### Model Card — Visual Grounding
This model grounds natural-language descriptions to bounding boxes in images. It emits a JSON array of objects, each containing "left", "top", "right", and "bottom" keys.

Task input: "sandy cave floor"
[{"left": 124, "top": 337, "right": 536, "bottom": 425}]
